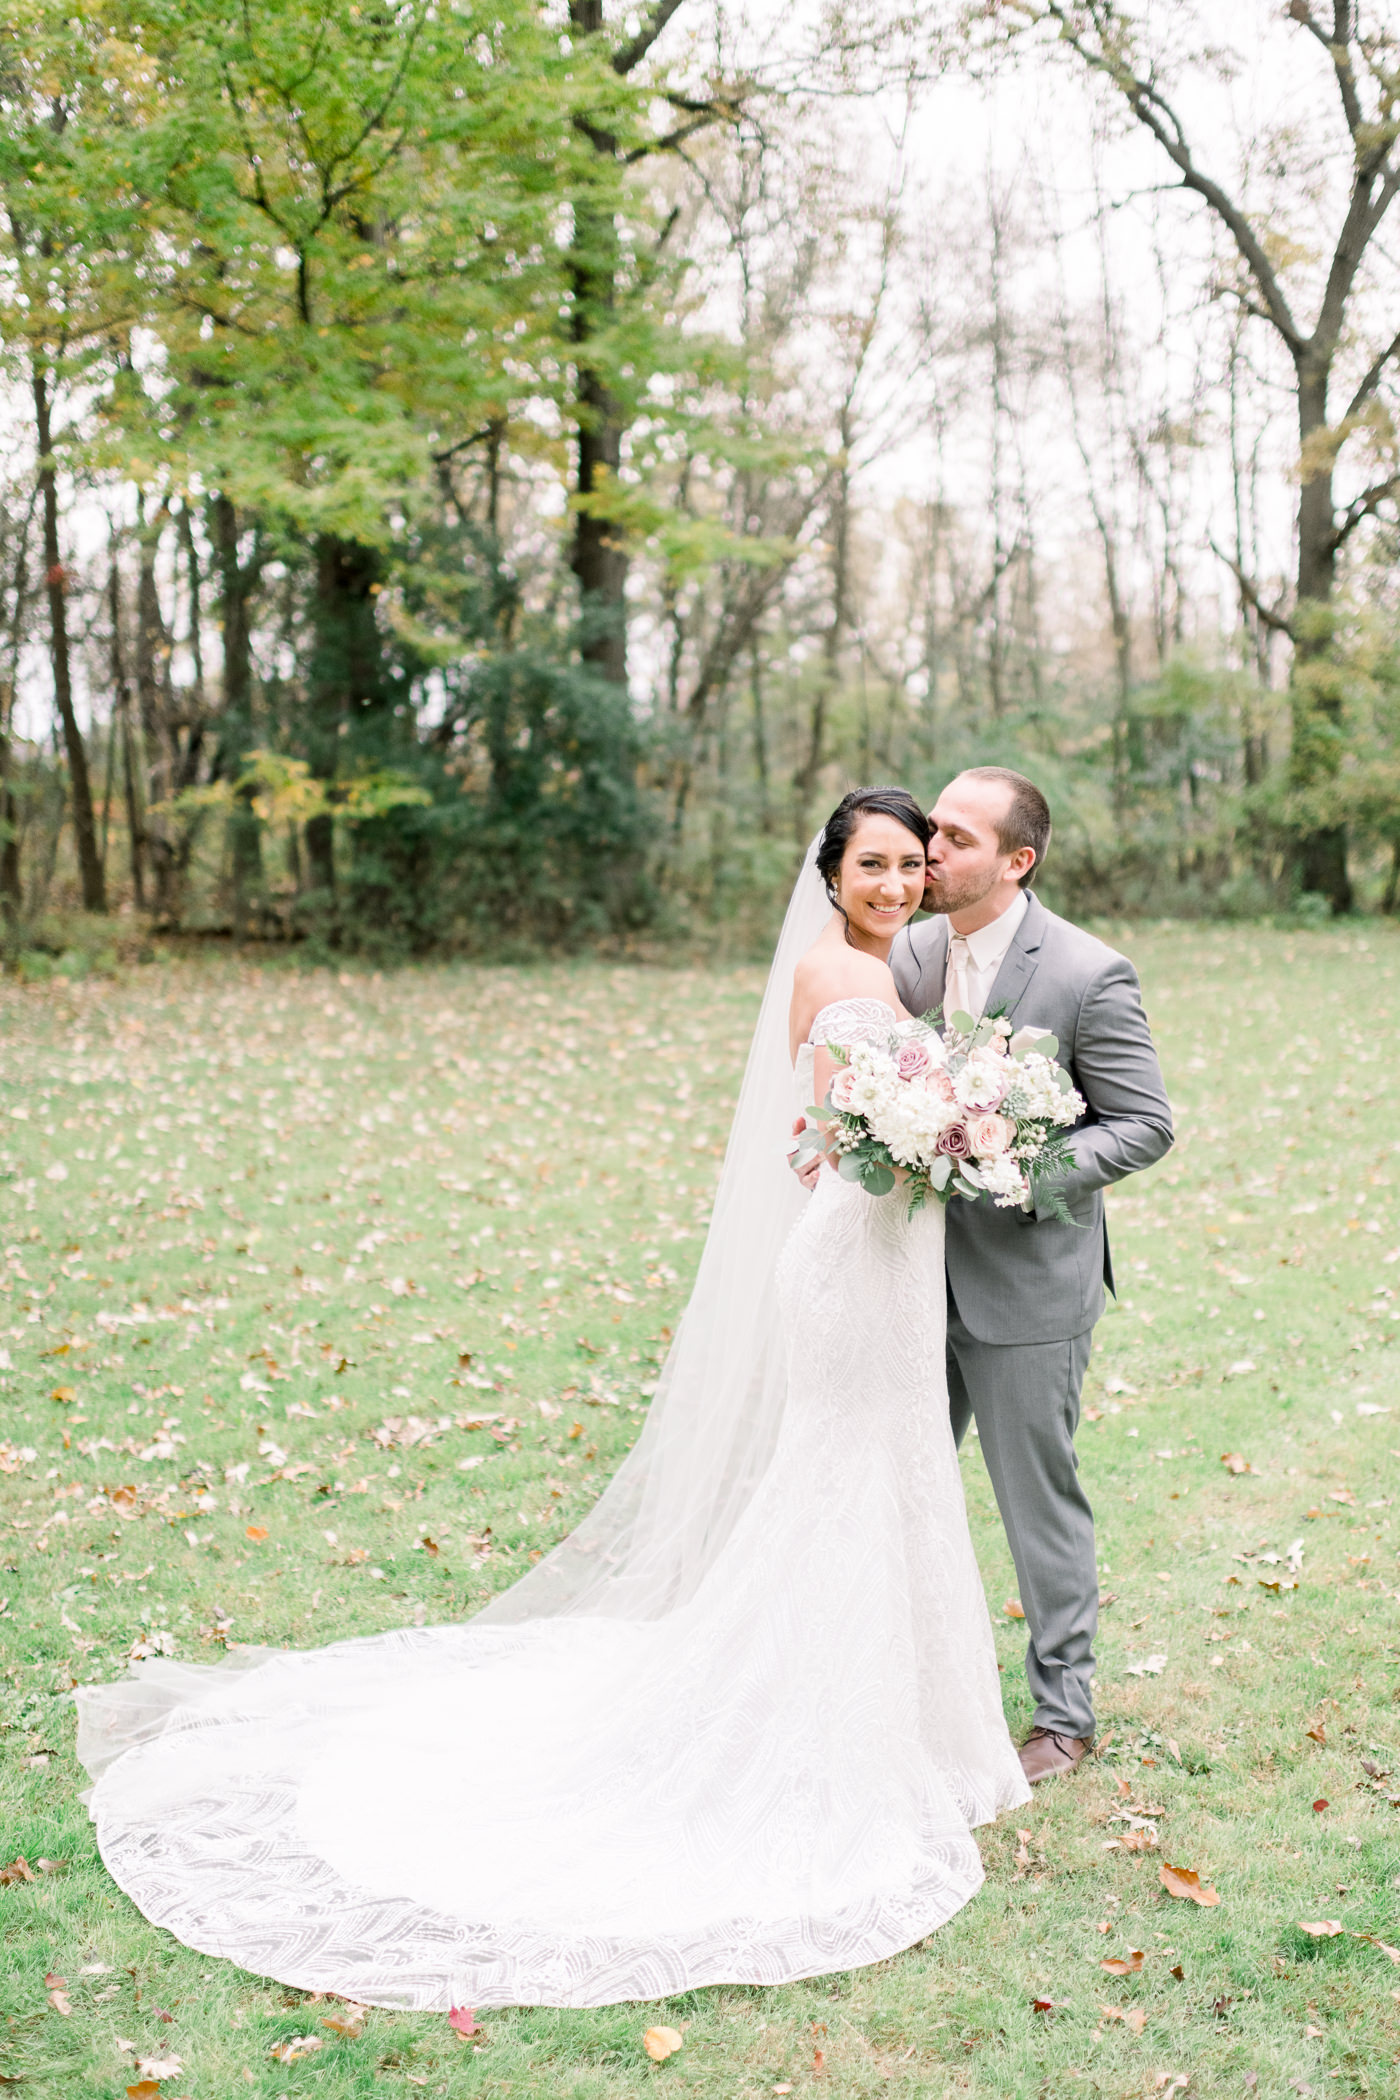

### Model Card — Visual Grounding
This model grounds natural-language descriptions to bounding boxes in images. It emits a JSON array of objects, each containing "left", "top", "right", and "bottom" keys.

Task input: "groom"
[{"left": 896, "top": 768, "right": 1173, "bottom": 1782}]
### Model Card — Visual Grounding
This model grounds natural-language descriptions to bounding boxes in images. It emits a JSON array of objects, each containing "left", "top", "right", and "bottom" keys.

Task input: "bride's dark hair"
[{"left": 816, "top": 787, "right": 930, "bottom": 914}]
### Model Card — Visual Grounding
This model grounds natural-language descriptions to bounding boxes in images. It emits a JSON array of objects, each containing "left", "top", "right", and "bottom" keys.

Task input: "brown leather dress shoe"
[{"left": 1019, "top": 1727, "right": 1094, "bottom": 1784}]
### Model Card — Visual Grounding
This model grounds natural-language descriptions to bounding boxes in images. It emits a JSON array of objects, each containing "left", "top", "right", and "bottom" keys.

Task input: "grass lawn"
[{"left": 1, "top": 921, "right": 1398, "bottom": 2100}]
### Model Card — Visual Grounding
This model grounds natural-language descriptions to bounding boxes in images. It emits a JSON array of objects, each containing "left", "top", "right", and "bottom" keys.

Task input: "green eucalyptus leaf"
[
  {"left": 836, "top": 1150, "right": 867, "bottom": 1182},
  {"left": 861, "top": 1162, "right": 896, "bottom": 1196}
]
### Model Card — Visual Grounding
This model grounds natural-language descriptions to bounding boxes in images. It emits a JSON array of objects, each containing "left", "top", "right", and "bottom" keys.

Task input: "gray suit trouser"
[{"left": 945, "top": 1285, "right": 1097, "bottom": 1740}]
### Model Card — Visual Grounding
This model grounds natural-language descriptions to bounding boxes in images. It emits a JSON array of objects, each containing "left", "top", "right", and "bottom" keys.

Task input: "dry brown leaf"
[
  {"left": 269, "top": 2035, "right": 321, "bottom": 2063},
  {"left": 1219, "top": 1452, "right": 1251, "bottom": 1475},
  {"left": 47, "top": 1988, "right": 71, "bottom": 2016},
  {"left": 1352, "top": 1933, "right": 1400, "bottom": 1962},
  {"left": 133, "top": 2058, "right": 181, "bottom": 2080},
  {"left": 1003, "top": 1598, "right": 1025, "bottom": 1619},
  {"left": 0, "top": 1857, "right": 35, "bottom": 1884},
  {"left": 1159, "top": 1861, "right": 1220, "bottom": 1906},
  {"left": 1297, "top": 1920, "right": 1343, "bottom": 1938},
  {"left": 323, "top": 2002, "right": 369, "bottom": 2037},
  {"left": 246, "top": 1525, "right": 269, "bottom": 1543},
  {"left": 1101, "top": 1949, "right": 1145, "bottom": 1975},
  {"left": 643, "top": 2025, "right": 684, "bottom": 2061},
  {"left": 50, "top": 1386, "right": 75, "bottom": 1404},
  {"left": 1304, "top": 1724, "right": 1326, "bottom": 1745},
  {"left": 1119, "top": 1828, "right": 1159, "bottom": 1852},
  {"left": 126, "top": 2084, "right": 161, "bottom": 2099}
]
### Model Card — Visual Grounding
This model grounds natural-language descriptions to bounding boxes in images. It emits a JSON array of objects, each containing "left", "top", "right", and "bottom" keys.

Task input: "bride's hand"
[{"left": 789, "top": 1116, "right": 824, "bottom": 1192}]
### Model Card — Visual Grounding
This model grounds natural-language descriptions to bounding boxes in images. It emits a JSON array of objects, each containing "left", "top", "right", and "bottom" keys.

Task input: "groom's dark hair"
[{"left": 959, "top": 767, "right": 1051, "bottom": 888}]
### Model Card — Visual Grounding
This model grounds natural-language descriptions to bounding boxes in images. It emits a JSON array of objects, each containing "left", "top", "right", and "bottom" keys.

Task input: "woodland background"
[{"left": 3, "top": 0, "right": 1400, "bottom": 966}]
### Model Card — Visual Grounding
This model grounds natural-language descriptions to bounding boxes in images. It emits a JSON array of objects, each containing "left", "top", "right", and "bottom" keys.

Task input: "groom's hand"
[{"left": 790, "top": 1117, "right": 823, "bottom": 1192}]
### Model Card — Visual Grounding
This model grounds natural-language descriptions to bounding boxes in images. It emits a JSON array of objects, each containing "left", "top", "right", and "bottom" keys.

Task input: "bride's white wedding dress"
[{"left": 76, "top": 869, "right": 1028, "bottom": 2010}]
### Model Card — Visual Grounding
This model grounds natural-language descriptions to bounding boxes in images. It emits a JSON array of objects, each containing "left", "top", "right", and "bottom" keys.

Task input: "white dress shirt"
[{"left": 943, "top": 889, "right": 1028, "bottom": 1021}]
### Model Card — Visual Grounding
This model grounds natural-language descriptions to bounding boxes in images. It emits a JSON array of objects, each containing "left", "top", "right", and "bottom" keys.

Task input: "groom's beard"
[{"left": 924, "top": 869, "right": 995, "bottom": 917}]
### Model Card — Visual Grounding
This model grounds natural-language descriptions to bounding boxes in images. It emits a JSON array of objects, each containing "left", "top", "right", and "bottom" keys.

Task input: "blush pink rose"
[
  {"left": 895, "top": 1041, "right": 934, "bottom": 1082},
  {"left": 967, "top": 1112, "right": 1013, "bottom": 1157},
  {"left": 829, "top": 1067, "right": 859, "bottom": 1112},
  {"left": 924, "top": 1067, "right": 956, "bottom": 1104},
  {"left": 935, "top": 1122, "right": 971, "bottom": 1159}
]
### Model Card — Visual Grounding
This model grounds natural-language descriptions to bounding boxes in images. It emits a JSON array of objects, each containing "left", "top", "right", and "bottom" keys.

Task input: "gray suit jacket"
[{"left": 890, "top": 894, "right": 1173, "bottom": 1345}]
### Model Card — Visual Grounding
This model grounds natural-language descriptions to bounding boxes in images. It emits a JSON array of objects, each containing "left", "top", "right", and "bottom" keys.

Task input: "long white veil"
[{"left": 480, "top": 836, "right": 832, "bottom": 1623}]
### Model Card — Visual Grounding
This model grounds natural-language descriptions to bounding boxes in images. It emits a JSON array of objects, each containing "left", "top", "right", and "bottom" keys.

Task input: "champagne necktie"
[{"left": 945, "top": 932, "right": 973, "bottom": 1025}]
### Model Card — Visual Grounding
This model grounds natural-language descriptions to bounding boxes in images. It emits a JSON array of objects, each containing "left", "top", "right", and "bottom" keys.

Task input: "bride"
[{"left": 75, "top": 785, "right": 1029, "bottom": 2011}]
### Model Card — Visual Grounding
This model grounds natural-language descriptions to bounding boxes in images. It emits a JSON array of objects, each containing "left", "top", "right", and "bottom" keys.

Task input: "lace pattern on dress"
[{"left": 808, "top": 996, "right": 899, "bottom": 1048}]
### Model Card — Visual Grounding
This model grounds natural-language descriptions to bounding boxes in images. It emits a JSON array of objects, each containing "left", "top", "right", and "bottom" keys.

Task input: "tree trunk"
[
  {"left": 135, "top": 507, "right": 183, "bottom": 919},
  {"left": 211, "top": 494, "right": 264, "bottom": 930},
  {"left": 567, "top": 0, "right": 629, "bottom": 689},
  {"left": 32, "top": 359, "right": 105, "bottom": 912},
  {"left": 305, "top": 533, "right": 389, "bottom": 899},
  {"left": 1290, "top": 358, "right": 1352, "bottom": 912}
]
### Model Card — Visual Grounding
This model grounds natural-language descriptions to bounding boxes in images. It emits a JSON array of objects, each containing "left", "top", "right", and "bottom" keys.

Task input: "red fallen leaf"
[
  {"left": 1159, "top": 1861, "right": 1220, "bottom": 1906},
  {"left": 1313, "top": 1798, "right": 1329, "bottom": 1813},
  {"left": 1030, "top": 1996, "right": 1069, "bottom": 2015},
  {"left": 1101, "top": 1949, "right": 1146, "bottom": 1975},
  {"left": 246, "top": 1525, "right": 269, "bottom": 1542},
  {"left": 1004, "top": 1598, "right": 1025, "bottom": 1620},
  {"left": 448, "top": 2006, "right": 478, "bottom": 2037},
  {"left": 0, "top": 1858, "right": 35, "bottom": 1884}
]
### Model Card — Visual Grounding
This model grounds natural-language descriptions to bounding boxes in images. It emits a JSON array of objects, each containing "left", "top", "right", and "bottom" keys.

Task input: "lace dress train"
[{"left": 75, "top": 998, "right": 1028, "bottom": 2009}]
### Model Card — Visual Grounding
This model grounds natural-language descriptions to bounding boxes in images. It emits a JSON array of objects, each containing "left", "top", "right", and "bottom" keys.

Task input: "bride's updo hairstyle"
[{"left": 816, "top": 786, "right": 930, "bottom": 918}]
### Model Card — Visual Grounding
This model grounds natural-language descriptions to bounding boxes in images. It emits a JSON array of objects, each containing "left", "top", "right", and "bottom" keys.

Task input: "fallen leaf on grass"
[
  {"left": 1126, "top": 1654, "right": 1168, "bottom": 1677},
  {"left": 1328, "top": 1488, "right": 1356, "bottom": 1506},
  {"left": 1304, "top": 2023, "right": 1324, "bottom": 2038},
  {"left": 1352, "top": 1933, "right": 1400, "bottom": 1962},
  {"left": 322, "top": 2002, "right": 369, "bottom": 2037},
  {"left": 47, "top": 1988, "right": 71, "bottom": 2016},
  {"left": 1219, "top": 1452, "right": 1251, "bottom": 1475},
  {"left": 1296, "top": 1921, "right": 1343, "bottom": 1938},
  {"left": 269, "top": 2036, "right": 321, "bottom": 2063},
  {"left": 1169, "top": 1964, "right": 1185, "bottom": 1981},
  {"left": 1101, "top": 1949, "right": 1145, "bottom": 1975},
  {"left": 1099, "top": 2004, "right": 1146, "bottom": 2033},
  {"left": 245, "top": 1525, "right": 269, "bottom": 1543},
  {"left": 447, "top": 2006, "right": 477, "bottom": 2037},
  {"left": 0, "top": 1858, "right": 35, "bottom": 1884},
  {"left": 1312, "top": 1798, "right": 1328, "bottom": 1812},
  {"left": 1003, "top": 1599, "right": 1025, "bottom": 1619},
  {"left": 643, "top": 2025, "right": 684, "bottom": 2061},
  {"left": 1160, "top": 1862, "right": 1219, "bottom": 1906},
  {"left": 126, "top": 2084, "right": 161, "bottom": 2099},
  {"left": 1030, "top": 1997, "right": 1069, "bottom": 2015},
  {"left": 1304, "top": 1724, "right": 1326, "bottom": 1745},
  {"left": 133, "top": 2058, "right": 181, "bottom": 2080}
]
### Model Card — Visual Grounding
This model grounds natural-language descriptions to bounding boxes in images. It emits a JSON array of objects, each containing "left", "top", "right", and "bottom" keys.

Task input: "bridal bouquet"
[{"left": 797, "top": 1009, "right": 1085, "bottom": 1216}]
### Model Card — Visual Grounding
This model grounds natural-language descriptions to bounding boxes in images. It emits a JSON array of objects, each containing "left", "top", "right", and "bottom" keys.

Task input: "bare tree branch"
[
  {"left": 1041, "top": 2, "right": 1304, "bottom": 354},
  {"left": 1209, "top": 538, "right": 1296, "bottom": 638},
  {"left": 1344, "top": 322, "right": 1400, "bottom": 419},
  {"left": 611, "top": 0, "right": 687, "bottom": 77},
  {"left": 1331, "top": 473, "right": 1400, "bottom": 548}
]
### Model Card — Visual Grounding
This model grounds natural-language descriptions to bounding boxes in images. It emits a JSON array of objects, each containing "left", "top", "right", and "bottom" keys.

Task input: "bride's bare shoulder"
[{"left": 790, "top": 934, "right": 902, "bottom": 1043}]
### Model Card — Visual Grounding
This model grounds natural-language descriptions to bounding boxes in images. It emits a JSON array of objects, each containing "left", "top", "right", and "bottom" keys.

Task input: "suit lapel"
[
  {"left": 984, "top": 893, "right": 1045, "bottom": 1022},
  {"left": 914, "top": 917, "right": 949, "bottom": 1017}
]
